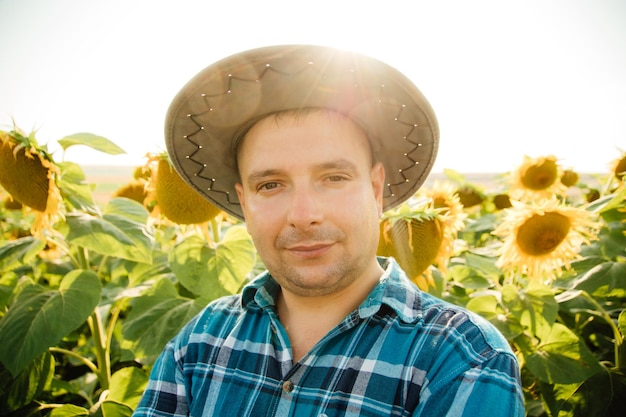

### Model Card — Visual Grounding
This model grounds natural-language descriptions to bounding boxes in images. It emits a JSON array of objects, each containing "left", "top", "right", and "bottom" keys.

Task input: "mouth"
[{"left": 286, "top": 242, "right": 334, "bottom": 259}]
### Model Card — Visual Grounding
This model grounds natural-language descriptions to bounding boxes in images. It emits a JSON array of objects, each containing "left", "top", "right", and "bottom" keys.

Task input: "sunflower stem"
[
  {"left": 76, "top": 246, "right": 90, "bottom": 270},
  {"left": 96, "top": 255, "right": 109, "bottom": 278},
  {"left": 48, "top": 347, "right": 99, "bottom": 374},
  {"left": 87, "top": 310, "right": 111, "bottom": 390},
  {"left": 105, "top": 303, "right": 122, "bottom": 356},
  {"left": 210, "top": 217, "right": 220, "bottom": 244},
  {"left": 581, "top": 292, "right": 623, "bottom": 368}
]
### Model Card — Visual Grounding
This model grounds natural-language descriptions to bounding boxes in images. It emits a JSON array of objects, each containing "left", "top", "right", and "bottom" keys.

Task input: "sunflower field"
[{"left": 0, "top": 128, "right": 625, "bottom": 416}]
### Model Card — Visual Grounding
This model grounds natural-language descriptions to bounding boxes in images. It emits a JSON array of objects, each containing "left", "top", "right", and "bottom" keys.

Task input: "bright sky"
[{"left": 1, "top": 0, "right": 625, "bottom": 174}]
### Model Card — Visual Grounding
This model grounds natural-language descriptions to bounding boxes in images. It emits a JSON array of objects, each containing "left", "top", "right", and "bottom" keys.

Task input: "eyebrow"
[{"left": 245, "top": 158, "right": 359, "bottom": 188}]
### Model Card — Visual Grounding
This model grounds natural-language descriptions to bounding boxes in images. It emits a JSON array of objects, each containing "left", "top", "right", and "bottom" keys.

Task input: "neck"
[{"left": 276, "top": 263, "right": 383, "bottom": 362}]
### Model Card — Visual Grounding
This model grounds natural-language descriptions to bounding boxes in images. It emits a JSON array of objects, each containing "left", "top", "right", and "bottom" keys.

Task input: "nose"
[{"left": 286, "top": 185, "right": 323, "bottom": 230}]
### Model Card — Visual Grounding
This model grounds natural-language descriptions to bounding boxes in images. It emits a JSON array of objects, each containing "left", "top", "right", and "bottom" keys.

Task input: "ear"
[
  {"left": 235, "top": 183, "right": 247, "bottom": 219},
  {"left": 370, "top": 162, "right": 385, "bottom": 215}
]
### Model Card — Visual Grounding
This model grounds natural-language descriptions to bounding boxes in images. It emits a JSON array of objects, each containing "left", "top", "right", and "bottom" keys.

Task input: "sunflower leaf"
[
  {"left": 571, "top": 261, "right": 626, "bottom": 298},
  {"left": 212, "top": 225, "right": 255, "bottom": 294},
  {"left": 0, "top": 236, "right": 46, "bottom": 272},
  {"left": 525, "top": 323, "right": 603, "bottom": 384},
  {"left": 0, "top": 270, "right": 101, "bottom": 377},
  {"left": 121, "top": 277, "right": 207, "bottom": 357},
  {"left": 169, "top": 226, "right": 254, "bottom": 298},
  {"left": 66, "top": 212, "right": 153, "bottom": 263},
  {"left": 57, "top": 133, "right": 126, "bottom": 155},
  {"left": 106, "top": 366, "right": 148, "bottom": 409},
  {"left": 57, "top": 161, "right": 98, "bottom": 213}
]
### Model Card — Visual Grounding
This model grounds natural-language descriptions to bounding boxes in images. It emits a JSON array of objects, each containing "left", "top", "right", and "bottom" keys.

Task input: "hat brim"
[{"left": 165, "top": 44, "right": 439, "bottom": 221}]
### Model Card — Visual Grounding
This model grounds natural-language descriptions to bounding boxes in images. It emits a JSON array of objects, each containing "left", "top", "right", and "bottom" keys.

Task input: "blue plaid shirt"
[{"left": 134, "top": 258, "right": 524, "bottom": 416}]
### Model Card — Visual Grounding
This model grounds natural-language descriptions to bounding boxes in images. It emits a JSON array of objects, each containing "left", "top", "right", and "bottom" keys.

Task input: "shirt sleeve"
[
  {"left": 413, "top": 350, "right": 525, "bottom": 417},
  {"left": 132, "top": 340, "right": 189, "bottom": 417}
]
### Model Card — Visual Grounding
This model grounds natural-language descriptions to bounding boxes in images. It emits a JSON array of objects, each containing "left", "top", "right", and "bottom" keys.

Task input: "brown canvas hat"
[{"left": 165, "top": 44, "right": 439, "bottom": 221}]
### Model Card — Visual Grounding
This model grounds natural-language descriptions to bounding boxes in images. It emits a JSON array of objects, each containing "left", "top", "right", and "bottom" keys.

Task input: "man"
[{"left": 134, "top": 45, "right": 524, "bottom": 416}]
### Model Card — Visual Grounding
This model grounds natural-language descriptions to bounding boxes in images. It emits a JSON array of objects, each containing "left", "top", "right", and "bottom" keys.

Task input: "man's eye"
[
  {"left": 327, "top": 175, "right": 348, "bottom": 182},
  {"left": 259, "top": 182, "right": 279, "bottom": 191}
]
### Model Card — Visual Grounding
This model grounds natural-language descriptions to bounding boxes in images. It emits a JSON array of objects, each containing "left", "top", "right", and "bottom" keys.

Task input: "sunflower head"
[
  {"left": 586, "top": 189, "right": 600, "bottom": 203},
  {"left": 455, "top": 185, "right": 485, "bottom": 208},
  {"left": 113, "top": 179, "right": 148, "bottom": 205},
  {"left": 493, "top": 199, "right": 601, "bottom": 282},
  {"left": 379, "top": 193, "right": 466, "bottom": 290},
  {"left": 378, "top": 213, "right": 443, "bottom": 289},
  {"left": 0, "top": 129, "right": 62, "bottom": 234},
  {"left": 508, "top": 155, "right": 567, "bottom": 201},
  {"left": 146, "top": 153, "right": 222, "bottom": 224},
  {"left": 560, "top": 169, "right": 579, "bottom": 187},
  {"left": 418, "top": 180, "right": 467, "bottom": 237},
  {"left": 493, "top": 193, "right": 513, "bottom": 210},
  {"left": 610, "top": 153, "right": 626, "bottom": 181}
]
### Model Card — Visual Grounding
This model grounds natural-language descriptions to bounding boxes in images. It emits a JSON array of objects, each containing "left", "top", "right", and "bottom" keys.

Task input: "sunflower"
[
  {"left": 455, "top": 184, "right": 485, "bottom": 208},
  {"left": 144, "top": 153, "right": 222, "bottom": 225},
  {"left": 418, "top": 180, "right": 467, "bottom": 250},
  {"left": 378, "top": 190, "right": 466, "bottom": 290},
  {"left": 493, "top": 198, "right": 601, "bottom": 282},
  {"left": 560, "top": 169, "right": 579, "bottom": 187},
  {"left": 610, "top": 152, "right": 626, "bottom": 182},
  {"left": 0, "top": 129, "right": 62, "bottom": 234},
  {"left": 493, "top": 193, "right": 513, "bottom": 210},
  {"left": 113, "top": 179, "right": 149, "bottom": 205},
  {"left": 507, "top": 155, "right": 567, "bottom": 201}
]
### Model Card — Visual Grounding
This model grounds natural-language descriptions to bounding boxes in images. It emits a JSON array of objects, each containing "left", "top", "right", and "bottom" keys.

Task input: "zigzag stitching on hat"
[
  {"left": 381, "top": 104, "right": 427, "bottom": 200},
  {"left": 182, "top": 115, "right": 240, "bottom": 207}
]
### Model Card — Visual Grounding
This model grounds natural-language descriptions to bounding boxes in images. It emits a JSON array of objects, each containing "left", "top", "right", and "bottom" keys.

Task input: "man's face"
[{"left": 235, "top": 110, "right": 385, "bottom": 297}]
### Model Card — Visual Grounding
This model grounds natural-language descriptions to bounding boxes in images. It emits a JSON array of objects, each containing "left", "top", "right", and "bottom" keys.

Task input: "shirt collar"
[{"left": 241, "top": 257, "right": 423, "bottom": 323}]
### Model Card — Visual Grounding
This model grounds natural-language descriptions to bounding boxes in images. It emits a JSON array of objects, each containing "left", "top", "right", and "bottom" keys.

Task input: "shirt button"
[{"left": 282, "top": 380, "right": 294, "bottom": 393}]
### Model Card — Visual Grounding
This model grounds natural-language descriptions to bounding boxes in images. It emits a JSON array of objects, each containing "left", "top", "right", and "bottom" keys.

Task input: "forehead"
[{"left": 236, "top": 109, "right": 373, "bottom": 164}]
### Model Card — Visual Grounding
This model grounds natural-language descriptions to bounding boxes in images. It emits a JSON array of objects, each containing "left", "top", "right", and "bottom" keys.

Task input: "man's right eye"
[{"left": 259, "top": 182, "right": 279, "bottom": 191}]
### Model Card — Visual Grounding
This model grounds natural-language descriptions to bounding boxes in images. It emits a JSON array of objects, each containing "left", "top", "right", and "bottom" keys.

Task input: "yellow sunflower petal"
[
  {"left": 507, "top": 155, "right": 567, "bottom": 201},
  {"left": 493, "top": 198, "right": 601, "bottom": 282}
]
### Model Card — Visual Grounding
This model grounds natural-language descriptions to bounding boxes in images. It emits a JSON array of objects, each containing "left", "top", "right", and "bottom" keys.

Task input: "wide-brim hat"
[{"left": 165, "top": 44, "right": 439, "bottom": 221}]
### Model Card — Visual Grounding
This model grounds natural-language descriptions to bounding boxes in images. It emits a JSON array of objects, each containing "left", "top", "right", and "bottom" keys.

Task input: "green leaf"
[
  {"left": 464, "top": 251, "right": 501, "bottom": 280},
  {"left": 525, "top": 323, "right": 603, "bottom": 384},
  {"left": 101, "top": 400, "right": 134, "bottom": 417},
  {"left": 596, "top": 224, "right": 626, "bottom": 259},
  {"left": 49, "top": 404, "right": 90, "bottom": 416},
  {"left": 571, "top": 261, "right": 626, "bottom": 298},
  {"left": 504, "top": 284, "right": 558, "bottom": 340},
  {"left": 66, "top": 212, "right": 153, "bottom": 263},
  {"left": 102, "top": 213, "right": 154, "bottom": 262},
  {"left": 170, "top": 235, "right": 220, "bottom": 298},
  {"left": 211, "top": 225, "right": 255, "bottom": 294},
  {"left": 122, "top": 278, "right": 207, "bottom": 357},
  {"left": 0, "top": 236, "right": 46, "bottom": 272},
  {"left": 0, "top": 270, "right": 101, "bottom": 376},
  {"left": 448, "top": 265, "right": 492, "bottom": 290},
  {"left": 170, "top": 226, "right": 254, "bottom": 299},
  {"left": 0, "top": 352, "right": 54, "bottom": 413},
  {"left": 107, "top": 366, "right": 148, "bottom": 409},
  {"left": 466, "top": 294, "right": 499, "bottom": 320},
  {"left": 466, "top": 292, "right": 523, "bottom": 340},
  {"left": 57, "top": 162, "right": 98, "bottom": 213},
  {"left": 57, "top": 132, "right": 126, "bottom": 155},
  {"left": 443, "top": 168, "right": 466, "bottom": 184},
  {"left": 103, "top": 197, "right": 150, "bottom": 224},
  {"left": 0, "top": 272, "right": 18, "bottom": 310},
  {"left": 619, "top": 310, "right": 626, "bottom": 339},
  {"left": 538, "top": 381, "right": 583, "bottom": 417}
]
